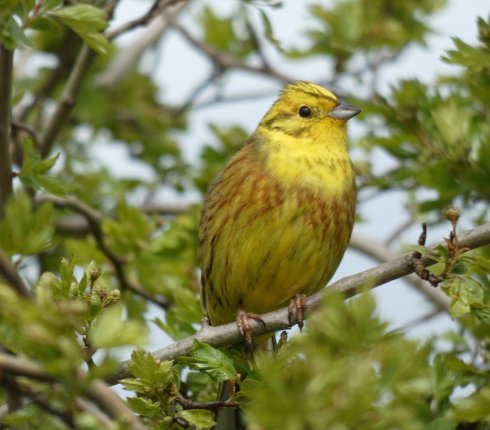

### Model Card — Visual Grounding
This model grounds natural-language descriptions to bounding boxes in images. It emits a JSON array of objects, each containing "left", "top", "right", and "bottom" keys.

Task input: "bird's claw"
[
  {"left": 236, "top": 310, "right": 265, "bottom": 348},
  {"left": 288, "top": 294, "right": 308, "bottom": 331}
]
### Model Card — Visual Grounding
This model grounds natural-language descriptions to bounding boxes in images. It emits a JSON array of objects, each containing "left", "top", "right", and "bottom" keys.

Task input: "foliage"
[{"left": 0, "top": 0, "right": 489, "bottom": 429}]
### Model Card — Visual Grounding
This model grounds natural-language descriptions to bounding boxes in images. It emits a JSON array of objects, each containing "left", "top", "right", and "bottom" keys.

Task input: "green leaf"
[
  {"left": 178, "top": 340, "right": 237, "bottom": 382},
  {"left": 444, "top": 277, "right": 484, "bottom": 318},
  {"left": 19, "top": 140, "right": 65, "bottom": 195},
  {"left": 174, "top": 409, "right": 215, "bottom": 429},
  {"left": 125, "top": 350, "right": 174, "bottom": 388},
  {"left": 89, "top": 304, "right": 148, "bottom": 348},
  {"left": 0, "top": 192, "right": 55, "bottom": 255},
  {"left": 126, "top": 397, "right": 160, "bottom": 417},
  {"left": 7, "top": 16, "right": 33, "bottom": 48},
  {"left": 51, "top": 4, "right": 109, "bottom": 54}
]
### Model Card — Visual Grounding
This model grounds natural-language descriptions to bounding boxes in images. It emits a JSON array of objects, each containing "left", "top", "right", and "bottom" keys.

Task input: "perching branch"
[
  {"left": 110, "top": 221, "right": 490, "bottom": 383},
  {"left": 0, "top": 44, "right": 14, "bottom": 219},
  {"left": 349, "top": 232, "right": 450, "bottom": 311}
]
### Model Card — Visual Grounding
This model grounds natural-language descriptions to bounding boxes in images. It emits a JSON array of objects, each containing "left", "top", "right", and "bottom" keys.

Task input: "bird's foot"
[
  {"left": 236, "top": 310, "right": 265, "bottom": 348},
  {"left": 288, "top": 294, "right": 308, "bottom": 331}
]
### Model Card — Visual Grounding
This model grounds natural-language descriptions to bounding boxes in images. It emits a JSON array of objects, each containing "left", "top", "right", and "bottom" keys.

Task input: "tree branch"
[
  {"left": 349, "top": 232, "right": 450, "bottom": 311},
  {"left": 0, "top": 353, "right": 148, "bottom": 430},
  {"left": 109, "top": 222, "right": 490, "bottom": 383},
  {"left": 107, "top": 0, "right": 188, "bottom": 40},
  {"left": 98, "top": 2, "right": 187, "bottom": 87},
  {"left": 0, "top": 44, "right": 14, "bottom": 219},
  {"left": 37, "top": 194, "right": 171, "bottom": 309},
  {"left": 175, "top": 392, "right": 239, "bottom": 411},
  {"left": 40, "top": 45, "right": 96, "bottom": 158},
  {"left": 174, "top": 23, "right": 292, "bottom": 83}
]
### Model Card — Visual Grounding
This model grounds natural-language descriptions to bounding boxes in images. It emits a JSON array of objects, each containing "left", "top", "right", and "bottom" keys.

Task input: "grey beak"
[{"left": 328, "top": 103, "right": 361, "bottom": 120}]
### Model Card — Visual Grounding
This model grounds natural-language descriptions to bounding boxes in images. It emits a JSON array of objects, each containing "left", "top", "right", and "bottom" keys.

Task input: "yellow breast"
[{"left": 199, "top": 141, "right": 356, "bottom": 326}]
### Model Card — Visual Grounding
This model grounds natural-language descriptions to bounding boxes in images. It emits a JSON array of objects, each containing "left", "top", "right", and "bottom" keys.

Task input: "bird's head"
[{"left": 258, "top": 81, "right": 360, "bottom": 140}]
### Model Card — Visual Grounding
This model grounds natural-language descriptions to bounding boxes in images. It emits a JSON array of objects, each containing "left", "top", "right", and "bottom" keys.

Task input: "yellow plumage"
[{"left": 199, "top": 81, "right": 359, "bottom": 326}]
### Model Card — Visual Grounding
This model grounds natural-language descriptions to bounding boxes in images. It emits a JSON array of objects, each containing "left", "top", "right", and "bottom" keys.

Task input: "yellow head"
[{"left": 258, "top": 81, "right": 360, "bottom": 143}]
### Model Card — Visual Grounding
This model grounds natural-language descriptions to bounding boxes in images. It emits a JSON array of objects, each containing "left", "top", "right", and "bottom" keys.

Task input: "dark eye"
[{"left": 298, "top": 105, "right": 312, "bottom": 118}]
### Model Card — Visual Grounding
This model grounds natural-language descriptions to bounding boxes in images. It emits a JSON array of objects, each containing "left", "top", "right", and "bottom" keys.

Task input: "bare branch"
[
  {"left": 110, "top": 221, "right": 490, "bottom": 383},
  {"left": 40, "top": 45, "right": 96, "bottom": 158},
  {"left": 0, "top": 44, "right": 14, "bottom": 219},
  {"left": 108, "top": 0, "right": 188, "bottom": 40},
  {"left": 385, "top": 217, "right": 415, "bottom": 246},
  {"left": 14, "top": 32, "right": 82, "bottom": 124},
  {"left": 174, "top": 23, "right": 292, "bottom": 83},
  {"left": 98, "top": 2, "right": 187, "bottom": 87},
  {"left": 350, "top": 232, "right": 450, "bottom": 311},
  {"left": 50, "top": 201, "right": 193, "bottom": 237}
]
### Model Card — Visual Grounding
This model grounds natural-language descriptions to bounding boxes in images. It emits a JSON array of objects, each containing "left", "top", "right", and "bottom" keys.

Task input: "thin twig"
[
  {"left": 40, "top": 45, "right": 96, "bottom": 158},
  {"left": 50, "top": 201, "right": 193, "bottom": 237},
  {"left": 0, "top": 247, "right": 32, "bottom": 298},
  {"left": 14, "top": 32, "right": 81, "bottom": 123},
  {"left": 175, "top": 392, "right": 239, "bottom": 411},
  {"left": 108, "top": 0, "right": 188, "bottom": 40},
  {"left": 37, "top": 194, "right": 171, "bottom": 309},
  {"left": 174, "top": 23, "right": 291, "bottom": 83},
  {"left": 390, "top": 308, "right": 444, "bottom": 334},
  {"left": 385, "top": 217, "right": 415, "bottom": 246},
  {"left": 98, "top": 3, "right": 187, "bottom": 87},
  {"left": 11, "top": 120, "right": 41, "bottom": 149},
  {"left": 175, "top": 69, "right": 223, "bottom": 115},
  {"left": 109, "top": 222, "right": 490, "bottom": 383},
  {"left": 0, "top": 44, "right": 14, "bottom": 219}
]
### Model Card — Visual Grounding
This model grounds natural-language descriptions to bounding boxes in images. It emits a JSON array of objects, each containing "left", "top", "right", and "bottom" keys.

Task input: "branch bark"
[
  {"left": 108, "top": 221, "right": 490, "bottom": 383},
  {"left": 0, "top": 44, "right": 14, "bottom": 219},
  {"left": 349, "top": 232, "right": 450, "bottom": 311}
]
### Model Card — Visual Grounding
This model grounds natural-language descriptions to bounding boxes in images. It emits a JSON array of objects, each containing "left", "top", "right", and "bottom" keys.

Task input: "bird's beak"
[{"left": 328, "top": 103, "right": 361, "bottom": 120}]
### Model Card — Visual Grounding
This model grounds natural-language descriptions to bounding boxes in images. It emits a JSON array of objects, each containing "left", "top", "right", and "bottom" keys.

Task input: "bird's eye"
[{"left": 298, "top": 105, "right": 312, "bottom": 118}]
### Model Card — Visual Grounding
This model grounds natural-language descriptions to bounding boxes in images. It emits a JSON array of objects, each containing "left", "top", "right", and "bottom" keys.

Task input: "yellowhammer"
[{"left": 199, "top": 81, "right": 360, "bottom": 341}]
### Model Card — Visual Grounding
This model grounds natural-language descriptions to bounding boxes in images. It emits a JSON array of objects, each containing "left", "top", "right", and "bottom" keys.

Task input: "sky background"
[{"left": 92, "top": 0, "right": 490, "bottom": 353}]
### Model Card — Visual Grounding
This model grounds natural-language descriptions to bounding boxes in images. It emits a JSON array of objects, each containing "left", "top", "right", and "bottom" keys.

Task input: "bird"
[{"left": 199, "top": 81, "right": 360, "bottom": 343}]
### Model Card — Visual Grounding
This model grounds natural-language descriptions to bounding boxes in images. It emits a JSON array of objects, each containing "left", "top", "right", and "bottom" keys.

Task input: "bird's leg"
[
  {"left": 236, "top": 309, "right": 265, "bottom": 348},
  {"left": 288, "top": 294, "right": 308, "bottom": 331}
]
